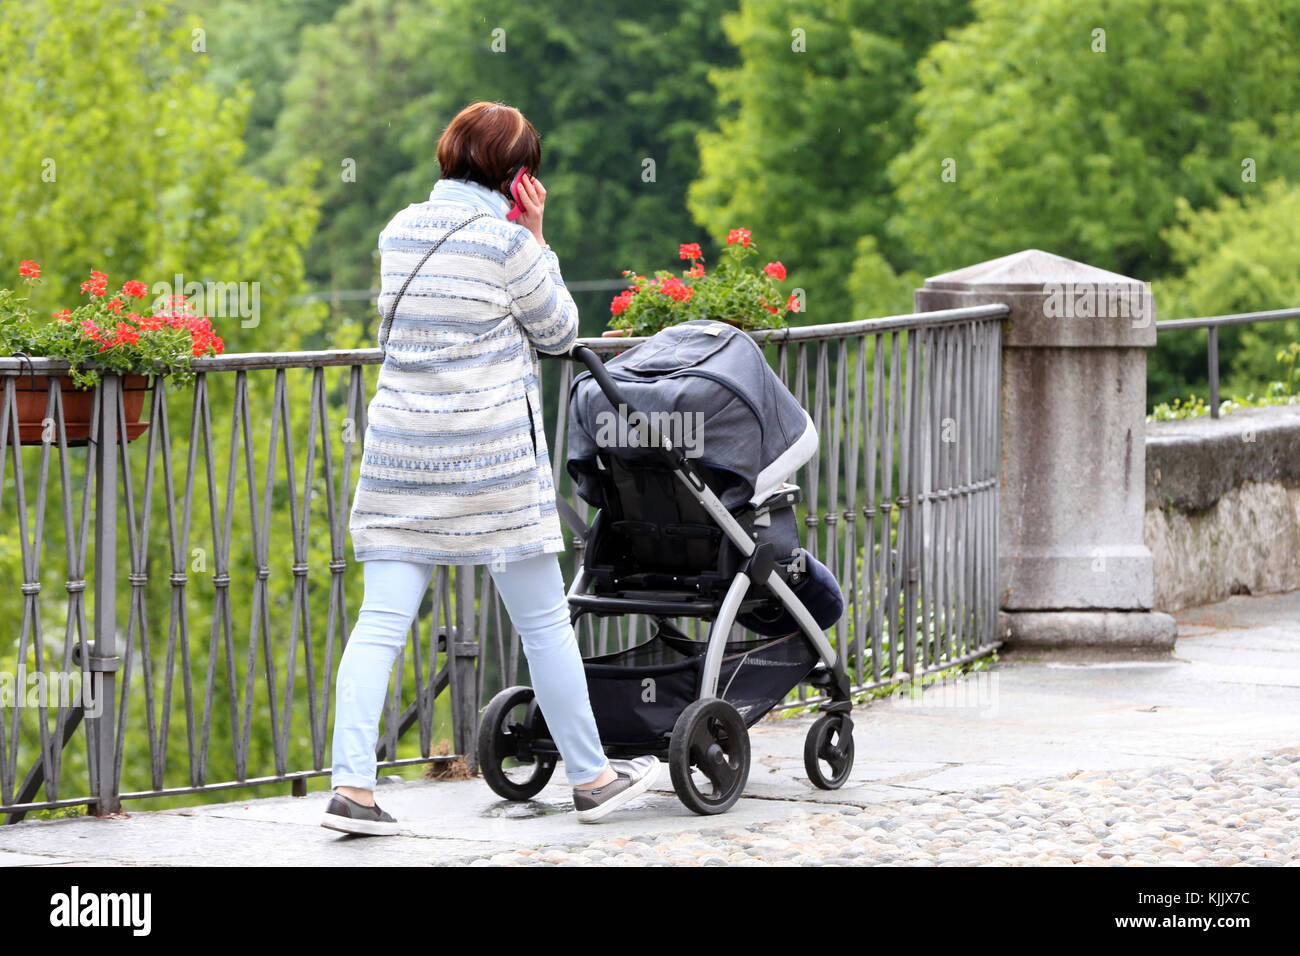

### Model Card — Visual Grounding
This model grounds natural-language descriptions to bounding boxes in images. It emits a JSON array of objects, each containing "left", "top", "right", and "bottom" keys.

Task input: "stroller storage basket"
[{"left": 577, "top": 621, "right": 819, "bottom": 751}]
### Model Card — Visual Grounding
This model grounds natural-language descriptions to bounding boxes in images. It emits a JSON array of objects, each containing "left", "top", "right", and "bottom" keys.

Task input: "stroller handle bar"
[
  {"left": 568, "top": 344, "right": 680, "bottom": 460},
  {"left": 568, "top": 344, "right": 635, "bottom": 411}
]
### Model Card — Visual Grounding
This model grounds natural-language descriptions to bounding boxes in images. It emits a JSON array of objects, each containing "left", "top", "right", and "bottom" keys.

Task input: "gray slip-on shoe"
[
  {"left": 573, "top": 756, "right": 660, "bottom": 823},
  {"left": 320, "top": 790, "right": 399, "bottom": 836}
]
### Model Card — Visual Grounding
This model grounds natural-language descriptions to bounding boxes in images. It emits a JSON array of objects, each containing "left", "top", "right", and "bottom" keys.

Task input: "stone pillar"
[{"left": 915, "top": 249, "right": 1177, "bottom": 653}]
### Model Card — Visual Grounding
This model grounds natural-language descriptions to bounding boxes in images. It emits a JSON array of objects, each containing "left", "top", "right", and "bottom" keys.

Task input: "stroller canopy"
[{"left": 567, "top": 320, "right": 818, "bottom": 509}]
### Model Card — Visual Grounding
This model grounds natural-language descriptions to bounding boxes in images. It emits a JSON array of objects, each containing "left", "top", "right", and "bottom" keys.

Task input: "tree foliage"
[
  {"left": 887, "top": 0, "right": 1300, "bottom": 281},
  {"left": 0, "top": 0, "right": 325, "bottom": 356},
  {"left": 689, "top": 0, "right": 972, "bottom": 324},
  {"left": 269, "top": 0, "right": 737, "bottom": 336},
  {"left": 1152, "top": 180, "right": 1300, "bottom": 399}
]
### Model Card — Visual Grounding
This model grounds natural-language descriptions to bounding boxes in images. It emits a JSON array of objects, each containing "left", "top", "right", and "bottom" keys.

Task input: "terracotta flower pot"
[{"left": 11, "top": 374, "right": 152, "bottom": 446}]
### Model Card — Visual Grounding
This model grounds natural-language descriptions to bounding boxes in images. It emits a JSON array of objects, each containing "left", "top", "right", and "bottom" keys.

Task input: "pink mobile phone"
[{"left": 507, "top": 166, "right": 527, "bottom": 222}]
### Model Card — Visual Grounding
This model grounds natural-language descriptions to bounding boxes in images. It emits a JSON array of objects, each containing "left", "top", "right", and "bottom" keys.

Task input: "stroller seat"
[{"left": 578, "top": 452, "right": 802, "bottom": 601}]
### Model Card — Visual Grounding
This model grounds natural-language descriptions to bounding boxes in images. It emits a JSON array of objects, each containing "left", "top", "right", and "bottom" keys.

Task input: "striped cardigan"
[{"left": 347, "top": 178, "right": 578, "bottom": 565}]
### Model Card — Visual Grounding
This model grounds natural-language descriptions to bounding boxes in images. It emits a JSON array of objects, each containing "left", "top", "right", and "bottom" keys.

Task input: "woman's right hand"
[{"left": 515, "top": 173, "right": 547, "bottom": 246}]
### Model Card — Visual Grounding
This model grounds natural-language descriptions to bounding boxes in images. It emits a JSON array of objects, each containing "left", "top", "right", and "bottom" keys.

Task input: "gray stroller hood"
[{"left": 567, "top": 320, "right": 818, "bottom": 509}]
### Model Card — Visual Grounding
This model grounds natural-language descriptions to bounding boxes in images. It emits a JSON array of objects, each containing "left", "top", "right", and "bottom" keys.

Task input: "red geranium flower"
[
  {"left": 764, "top": 261, "right": 786, "bottom": 281},
  {"left": 121, "top": 280, "right": 148, "bottom": 299},
  {"left": 80, "top": 270, "right": 109, "bottom": 297},
  {"left": 658, "top": 277, "right": 694, "bottom": 302},
  {"left": 98, "top": 322, "right": 141, "bottom": 349},
  {"left": 53, "top": 309, "right": 72, "bottom": 322},
  {"left": 19, "top": 260, "right": 40, "bottom": 279},
  {"left": 192, "top": 328, "right": 224, "bottom": 356},
  {"left": 787, "top": 293, "right": 801, "bottom": 313},
  {"left": 685, "top": 263, "right": 705, "bottom": 277},
  {"left": 726, "top": 228, "right": 751, "bottom": 247},
  {"left": 610, "top": 289, "right": 635, "bottom": 316},
  {"left": 679, "top": 243, "right": 703, "bottom": 261}
]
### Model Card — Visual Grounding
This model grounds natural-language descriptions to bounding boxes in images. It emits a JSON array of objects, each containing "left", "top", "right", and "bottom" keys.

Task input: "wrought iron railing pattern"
[{"left": 0, "top": 304, "right": 1005, "bottom": 820}]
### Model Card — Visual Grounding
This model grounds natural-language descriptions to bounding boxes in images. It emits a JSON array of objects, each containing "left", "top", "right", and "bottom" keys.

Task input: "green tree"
[
  {"left": 0, "top": 0, "right": 324, "bottom": 356},
  {"left": 688, "top": 0, "right": 972, "bottom": 325},
  {"left": 1152, "top": 179, "right": 1300, "bottom": 401},
  {"left": 269, "top": 0, "right": 737, "bottom": 337},
  {"left": 887, "top": 0, "right": 1300, "bottom": 281},
  {"left": 181, "top": 0, "right": 353, "bottom": 160}
]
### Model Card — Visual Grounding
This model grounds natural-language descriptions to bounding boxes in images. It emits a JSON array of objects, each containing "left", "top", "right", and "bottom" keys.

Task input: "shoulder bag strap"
[{"left": 378, "top": 211, "right": 490, "bottom": 357}]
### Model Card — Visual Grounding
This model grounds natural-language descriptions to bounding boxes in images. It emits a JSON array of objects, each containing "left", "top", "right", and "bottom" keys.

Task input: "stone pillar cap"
[
  {"left": 916, "top": 248, "right": 1155, "bottom": 347},
  {"left": 924, "top": 248, "right": 1141, "bottom": 292}
]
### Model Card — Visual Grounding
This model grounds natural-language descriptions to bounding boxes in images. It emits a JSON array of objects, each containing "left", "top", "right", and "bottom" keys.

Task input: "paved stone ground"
[
  {"left": 2, "top": 590, "right": 1298, "bottom": 866},
  {"left": 457, "top": 751, "right": 1300, "bottom": 866}
]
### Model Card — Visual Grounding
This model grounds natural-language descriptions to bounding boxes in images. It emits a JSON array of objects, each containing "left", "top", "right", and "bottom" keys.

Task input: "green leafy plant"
[
  {"left": 1276, "top": 342, "right": 1300, "bottom": 396},
  {"left": 0, "top": 261, "right": 225, "bottom": 390},
  {"left": 0, "top": 262, "right": 37, "bottom": 326},
  {"left": 606, "top": 228, "right": 801, "bottom": 336},
  {"left": 1148, "top": 389, "right": 1300, "bottom": 422}
]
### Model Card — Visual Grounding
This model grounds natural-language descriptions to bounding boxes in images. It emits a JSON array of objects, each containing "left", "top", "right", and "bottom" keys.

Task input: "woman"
[{"left": 322, "top": 102, "right": 658, "bottom": 836}]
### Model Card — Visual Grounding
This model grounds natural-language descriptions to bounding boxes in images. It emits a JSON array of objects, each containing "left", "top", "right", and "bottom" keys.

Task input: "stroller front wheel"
[
  {"left": 804, "top": 712, "right": 855, "bottom": 790},
  {"left": 669, "top": 698, "right": 751, "bottom": 815},
  {"left": 477, "top": 686, "right": 556, "bottom": 801}
]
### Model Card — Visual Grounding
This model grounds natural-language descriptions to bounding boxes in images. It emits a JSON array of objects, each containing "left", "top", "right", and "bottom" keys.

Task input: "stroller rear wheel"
[
  {"left": 804, "top": 712, "right": 854, "bottom": 790},
  {"left": 669, "top": 698, "right": 750, "bottom": 815},
  {"left": 477, "top": 686, "right": 556, "bottom": 801}
]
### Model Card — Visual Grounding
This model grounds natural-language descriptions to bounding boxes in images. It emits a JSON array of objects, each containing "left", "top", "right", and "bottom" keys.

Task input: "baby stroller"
[{"left": 477, "top": 320, "right": 856, "bottom": 814}]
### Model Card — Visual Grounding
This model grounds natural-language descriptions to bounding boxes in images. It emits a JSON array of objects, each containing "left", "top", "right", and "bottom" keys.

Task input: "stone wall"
[{"left": 1145, "top": 404, "right": 1300, "bottom": 611}]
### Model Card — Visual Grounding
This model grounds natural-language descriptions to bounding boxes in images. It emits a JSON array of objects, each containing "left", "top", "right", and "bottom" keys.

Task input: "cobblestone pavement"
[{"left": 451, "top": 750, "right": 1300, "bottom": 866}]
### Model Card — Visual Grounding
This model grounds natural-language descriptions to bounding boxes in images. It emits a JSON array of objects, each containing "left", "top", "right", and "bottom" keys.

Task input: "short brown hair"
[{"left": 436, "top": 101, "right": 541, "bottom": 194}]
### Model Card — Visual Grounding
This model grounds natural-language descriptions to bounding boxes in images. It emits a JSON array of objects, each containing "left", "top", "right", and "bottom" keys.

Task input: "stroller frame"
[
  {"left": 563, "top": 347, "right": 852, "bottom": 708},
  {"left": 477, "top": 344, "right": 856, "bottom": 815}
]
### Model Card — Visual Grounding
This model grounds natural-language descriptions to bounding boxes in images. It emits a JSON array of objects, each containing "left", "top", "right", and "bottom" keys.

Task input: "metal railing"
[
  {"left": 1158, "top": 307, "right": 1300, "bottom": 418},
  {"left": 0, "top": 303, "right": 1005, "bottom": 821},
  {"left": 292, "top": 278, "right": 629, "bottom": 304}
]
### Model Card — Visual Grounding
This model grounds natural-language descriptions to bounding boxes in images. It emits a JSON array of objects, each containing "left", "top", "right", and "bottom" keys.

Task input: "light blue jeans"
[{"left": 330, "top": 553, "right": 611, "bottom": 789}]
